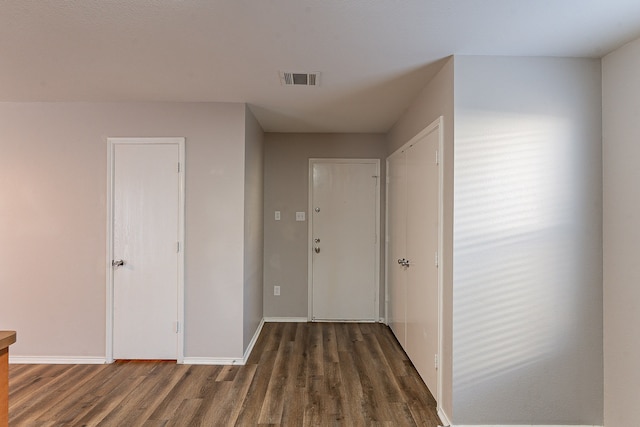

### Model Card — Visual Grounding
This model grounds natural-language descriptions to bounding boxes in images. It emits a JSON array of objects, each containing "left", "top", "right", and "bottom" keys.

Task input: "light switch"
[
  {"left": 296, "top": 211, "right": 306, "bottom": 221},
  {"left": 275, "top": 211, "right": 281, "bottom": 221}
]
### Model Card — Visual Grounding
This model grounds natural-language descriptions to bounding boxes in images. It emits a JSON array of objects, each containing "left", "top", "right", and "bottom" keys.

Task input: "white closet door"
[{"left": 405, "top": 129, "right": 440, "bottom": 395}]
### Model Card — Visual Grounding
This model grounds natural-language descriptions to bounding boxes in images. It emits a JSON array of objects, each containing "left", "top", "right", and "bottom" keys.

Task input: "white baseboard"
[
  {"left": 9, "top": 319, "right": 268, "bottom": 367},
  {"left": 451, "top": 425, "right": 602, "bottom": 427},
  {"left": 182, "top": 357, "right": 245, "bottom": 365},
  {"left": 437, "top": 407, "right": 452, "bottom": 426},
  {"left": 242, "top": 317, "right": 265, "bottom": 362},
  {"left": 182, "top": 318, "right": 266, "bottom": 366},
  {"left": 264, "top": 317, "right": 308, "bottom": 323},
  {"left": 434, "top": 396, "right": 603, "bottom": 427},
  {"left": 265, "top": 317, "right": 391, "bottom": 323},
  {"left": 10, "top": 356, "right": 107, "bottom": 364}
]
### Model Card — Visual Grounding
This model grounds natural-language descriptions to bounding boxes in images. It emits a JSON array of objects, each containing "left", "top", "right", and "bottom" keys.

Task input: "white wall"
[
  {"left": 0, "top": 102, "right": 252, "bottom": 359},
  {"left": 243, "top": 106, "right": 264, "bottom": 351},
  {"left": 602, "top": 36, "right": 640, "bottom": 427},
  {"left": 386, "top": 56, "right": 455, "bottom": 420},
  {"left": 453, "top": 56, "right": 603, "bottom": 424}
]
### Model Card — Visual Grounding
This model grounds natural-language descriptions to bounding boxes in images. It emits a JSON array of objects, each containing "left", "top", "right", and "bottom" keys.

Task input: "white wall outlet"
[
  {"left": 275, "top": 211, "right": 281, "bottom": 221},
  {"left": 296, "top": 211, "right": 305, "bottom": 221},
  {"left": 274, "top": 285, "right": 280, "bottom": 296}
]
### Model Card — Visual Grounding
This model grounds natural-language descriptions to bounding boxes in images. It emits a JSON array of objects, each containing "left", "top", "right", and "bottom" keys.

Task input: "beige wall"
[
  {"left": 243, "top": 106, "right": 265, "bottom": 351},
  {"left": 0, "top": 102, "right": 256, "bottom": 360},
  {"left": 263, "top": 133, "right": 387, "bottom": 318},
  {"left": 603, "top": 36, "right": 640, "bottom": 427},
  {"left": 453, "top": 56, "right": 603, "bottom": 424},
  {"left": 386, "top": 57, "right": 455, "bottom": 420}
]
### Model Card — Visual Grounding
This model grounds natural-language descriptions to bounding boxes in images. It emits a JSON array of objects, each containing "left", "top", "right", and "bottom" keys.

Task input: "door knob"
[
  {"left": 397, "top": 258, "right": 410, "bottom": 267},
  {"left": 314, "top": 238, "right": 320, "bottom": 243},
  {"left": 112, "top": 259, "right": 125, "bottom": 267},
  {"left": 315, "top": 247, "right": 320, "bottom": 254}
]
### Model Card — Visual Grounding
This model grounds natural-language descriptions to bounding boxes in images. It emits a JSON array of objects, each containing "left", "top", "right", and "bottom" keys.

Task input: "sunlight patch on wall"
[{"left": 453, "top": 111, "right": 577, "bottom": 391}]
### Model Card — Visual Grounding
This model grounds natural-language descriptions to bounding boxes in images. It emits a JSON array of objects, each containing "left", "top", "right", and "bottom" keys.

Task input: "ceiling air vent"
[{"left": 279, "top": 71, "right": 320, "bottom": 87}]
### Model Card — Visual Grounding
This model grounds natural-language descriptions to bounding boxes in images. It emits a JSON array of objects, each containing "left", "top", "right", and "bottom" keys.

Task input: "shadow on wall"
[{"left": 453, "top": 111, "right": 580, "bottom": 391}]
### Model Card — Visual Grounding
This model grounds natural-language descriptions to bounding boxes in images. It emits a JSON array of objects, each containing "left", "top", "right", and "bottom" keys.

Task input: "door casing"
[
  {"left": 307, "top": 158, "right": 381, "bottom": 322},
  {"left": 386, "top": 150, "right": 408, "bottom": 345},
  {"left": 106, "top": 137, "right": 185, "bottom": 363}
]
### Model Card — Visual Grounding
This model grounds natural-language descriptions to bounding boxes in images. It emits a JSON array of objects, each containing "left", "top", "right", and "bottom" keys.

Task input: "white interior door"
[
  {"left": 310, "top": 159, "right": 379, "bottom": 321},
  {"left": 387, "top": 151, "right": 408, "bottom": 346},
  {"left": 405, "top": 129, "right": 440, "bottom": 395},
  {"left": 110, "top": 138, "right": 184, "bottom": 360}
]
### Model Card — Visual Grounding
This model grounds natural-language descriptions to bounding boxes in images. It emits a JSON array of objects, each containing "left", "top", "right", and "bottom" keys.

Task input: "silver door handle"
[
  {"left": 397, "top": 258, "right": 410, "bottom": 267},
  {"left": 112, "top": 259, "right": 125, "bottom": 267},
  {"left": 314, "top": 247, "right": 320, "bottom": 254}
]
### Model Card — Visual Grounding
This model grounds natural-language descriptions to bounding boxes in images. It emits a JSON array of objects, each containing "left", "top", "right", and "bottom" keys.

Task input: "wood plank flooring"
[{"left": 8, "top": 322, "right": 441, "bottom": 426}]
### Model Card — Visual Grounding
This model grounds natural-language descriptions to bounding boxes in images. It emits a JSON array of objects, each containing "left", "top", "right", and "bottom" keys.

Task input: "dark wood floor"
[{"left": 8, "top": 322, "right": 440, "bottom": 426}]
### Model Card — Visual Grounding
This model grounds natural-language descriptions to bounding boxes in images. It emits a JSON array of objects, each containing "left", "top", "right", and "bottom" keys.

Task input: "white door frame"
[
  {"left": 385, "top": 116, "right": 444, "bottom": 408},
  {"left": 385, "top": 148, "right": 408, "bottom": 341},
  {"left": 106, "top": 137, "right": 186, "bottom": 363},
  {"left": 307, "top": 158, "right": 381, "bottom": 322}
]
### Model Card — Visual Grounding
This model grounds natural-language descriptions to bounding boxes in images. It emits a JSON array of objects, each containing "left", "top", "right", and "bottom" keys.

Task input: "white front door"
[
  {"left": 309, "top": 159, "right": 380, "bottom": 321},
  {"left": 109, "top": 138, "right": 184, "bottom": 360}
]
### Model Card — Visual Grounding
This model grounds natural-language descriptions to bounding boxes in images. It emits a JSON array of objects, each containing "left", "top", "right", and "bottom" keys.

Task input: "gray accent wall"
[
  {"left": 603, "top": 36, "right": 640, "bottom": 427},
  {"left": 262, "top": 133, "right": 387, "bottom": 319},
  {"left": 452, "top": 56, "right": 603, "bottom": 424},
  {"left": 0, "top": 102, "right": 263, "bottom": 360}
]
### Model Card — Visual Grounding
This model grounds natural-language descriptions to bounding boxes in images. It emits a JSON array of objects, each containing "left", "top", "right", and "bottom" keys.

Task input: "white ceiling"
[{"left": 2, "top": 1, "right": 640, "bottom": 133}]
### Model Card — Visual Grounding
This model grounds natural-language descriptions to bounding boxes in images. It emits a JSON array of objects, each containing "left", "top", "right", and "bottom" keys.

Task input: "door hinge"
[
  {"left": 435, "top": 251, "right": 439, "bottom": 267},
  {"left": 177, "top": 241, "right": 180, "bottom": 253},
  {"left": 435, "top": 353, "right": 438, "bottom": 370},
  {"left": 435, "top": 150, "right": 439, "bottom": 165},
  {"left": 177, "top": 162, "right": 181, "bottom": 173},
  {"left": 175, "top": 321, "right": 180, "bottom": 333}
]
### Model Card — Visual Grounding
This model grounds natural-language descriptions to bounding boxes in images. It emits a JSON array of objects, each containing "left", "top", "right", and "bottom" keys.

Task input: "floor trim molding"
[
  {"left": 242, "top": 317, "right": 265, "bottom": 363},
  {"left": 437, "top": 406, "right": 452, "bottom": 426},
  {"left": 451, "top": 425, "right": 603, "bottom": 427},
  {"left": 10, "top": 356, "right": 107, "bottom": 364},
  {"left": 182, "top": 318, "right": 266, "bottom": 366},
  {"left": 182, "top": 357, "right": 244, "bottom": 365},
  {"left": 264, "top": 317, "right": 308, "bottom": 323}
]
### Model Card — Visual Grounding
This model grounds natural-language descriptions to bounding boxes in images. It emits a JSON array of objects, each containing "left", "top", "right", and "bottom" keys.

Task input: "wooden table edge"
[{"left": 0, "top": 332, "right": 16, "bottom": 352}]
